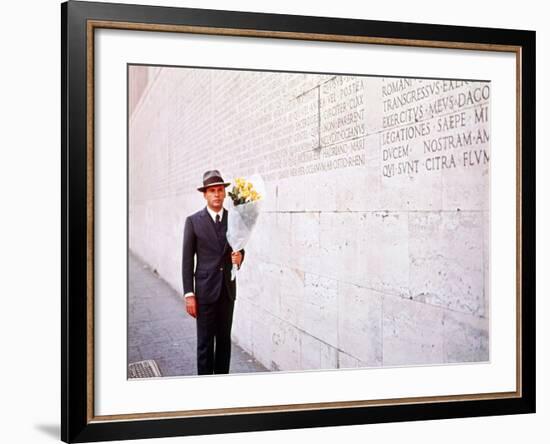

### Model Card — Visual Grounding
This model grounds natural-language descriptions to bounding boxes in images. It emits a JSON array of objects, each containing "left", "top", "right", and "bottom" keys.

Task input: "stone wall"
[{"left": 129, "top": 65, "right": 490, "bottom": 370}]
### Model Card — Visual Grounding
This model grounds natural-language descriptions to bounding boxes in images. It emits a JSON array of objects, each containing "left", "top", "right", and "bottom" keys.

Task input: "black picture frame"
[{"left": 61, "top": 1, "right": 536, "bottom": 442}]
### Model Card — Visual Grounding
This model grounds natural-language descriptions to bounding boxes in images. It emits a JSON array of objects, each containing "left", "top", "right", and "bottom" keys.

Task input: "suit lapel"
[
  {"left": 201, "top": 206, "right": 227, "bottom": 251},
  {"left": 201, "top": 207, "right": 219, "bottom": 246},
  {"left": 221, "top": 208, "right": 229, "bottom": 251}
]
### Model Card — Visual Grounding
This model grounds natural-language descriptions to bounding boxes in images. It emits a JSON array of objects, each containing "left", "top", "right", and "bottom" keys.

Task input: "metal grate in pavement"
[{"left": 128, "top": 360, "right": 162, "bottom": 378}]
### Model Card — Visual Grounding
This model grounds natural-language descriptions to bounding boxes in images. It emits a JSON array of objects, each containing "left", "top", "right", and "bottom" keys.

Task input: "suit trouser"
[{"left": 196, "top": 284, "right": 235, "bottom": 375}]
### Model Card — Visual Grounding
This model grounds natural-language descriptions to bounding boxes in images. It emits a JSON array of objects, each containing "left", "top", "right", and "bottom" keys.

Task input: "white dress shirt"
[{"left": 206, "top": 206, "right": 225, "bottom": 223}]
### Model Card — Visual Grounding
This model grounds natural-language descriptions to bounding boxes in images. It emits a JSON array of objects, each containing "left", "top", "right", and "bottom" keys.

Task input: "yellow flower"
[{"left": 230, "top": 177, "right": 261, "bottom": 204}]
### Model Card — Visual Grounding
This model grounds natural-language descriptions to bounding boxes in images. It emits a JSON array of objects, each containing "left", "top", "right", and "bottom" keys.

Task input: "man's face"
[{"left": 203, "top": 185, "right": 226, "bottom": 211}]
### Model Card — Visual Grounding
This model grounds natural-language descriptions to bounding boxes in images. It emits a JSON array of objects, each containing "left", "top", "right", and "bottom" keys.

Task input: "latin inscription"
[
  {"left": 130, "top": 69, "right": 491, "bottom": 201},
  {"left": 380, "top": 78, "right": 491, "bottom": 179}
]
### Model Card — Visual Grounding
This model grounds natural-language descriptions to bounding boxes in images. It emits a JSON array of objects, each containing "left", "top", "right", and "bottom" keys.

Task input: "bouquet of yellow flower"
[
  {"left": 228, "top": 177, "right": 262, "bottom": 206},
  {"left": 226, "top": 175, "right": 265, "bottom": 280}
]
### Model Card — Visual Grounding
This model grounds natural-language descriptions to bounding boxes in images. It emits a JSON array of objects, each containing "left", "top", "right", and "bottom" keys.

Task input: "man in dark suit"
[{"left": 181, "top": 170, "right": 244, "bottom": 375}]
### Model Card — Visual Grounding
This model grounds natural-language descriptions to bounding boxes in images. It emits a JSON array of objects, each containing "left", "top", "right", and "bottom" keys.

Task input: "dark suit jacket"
[{"left": 182, "top": 206, "right": 244, "bottom": 304}]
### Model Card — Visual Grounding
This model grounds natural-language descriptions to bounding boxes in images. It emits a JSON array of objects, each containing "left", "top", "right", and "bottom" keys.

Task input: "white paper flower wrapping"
[{"left": 226, "top": 174, "right": 265, "bottom": 280}]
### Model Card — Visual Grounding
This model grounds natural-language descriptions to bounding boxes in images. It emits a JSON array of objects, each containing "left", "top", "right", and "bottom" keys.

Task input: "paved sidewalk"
[{"left": 128, "top": 252, "right": 267, "bottom": 377}]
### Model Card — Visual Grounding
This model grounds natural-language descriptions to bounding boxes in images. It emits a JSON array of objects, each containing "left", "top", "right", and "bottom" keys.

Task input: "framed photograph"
[{"left": 61, "top": 0, "right": 536, "bottom": 442}]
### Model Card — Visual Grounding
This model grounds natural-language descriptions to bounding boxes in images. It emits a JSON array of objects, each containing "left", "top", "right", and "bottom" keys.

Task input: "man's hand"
[
  {"left": 231, "top": 251, "right": 243, "bottom": 268},
  {"left": 185, "top": 294, "right": 198, "bottom": 318}
]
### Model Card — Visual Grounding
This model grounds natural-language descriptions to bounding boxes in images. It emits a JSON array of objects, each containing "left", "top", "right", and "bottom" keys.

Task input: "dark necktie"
[{"left": 215, "top": 214, "right": 221, "bottom": 232}]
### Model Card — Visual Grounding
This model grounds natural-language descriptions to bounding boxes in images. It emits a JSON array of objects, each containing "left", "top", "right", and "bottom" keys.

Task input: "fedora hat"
[{"left": 197, "top": 170, "right": 231, "bottom": 192}]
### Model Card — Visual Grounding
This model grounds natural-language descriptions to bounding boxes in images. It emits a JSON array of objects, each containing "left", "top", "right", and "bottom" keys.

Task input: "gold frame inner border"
[{"left": 85, "top": 19, "right": 523, "bottom": 423}]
